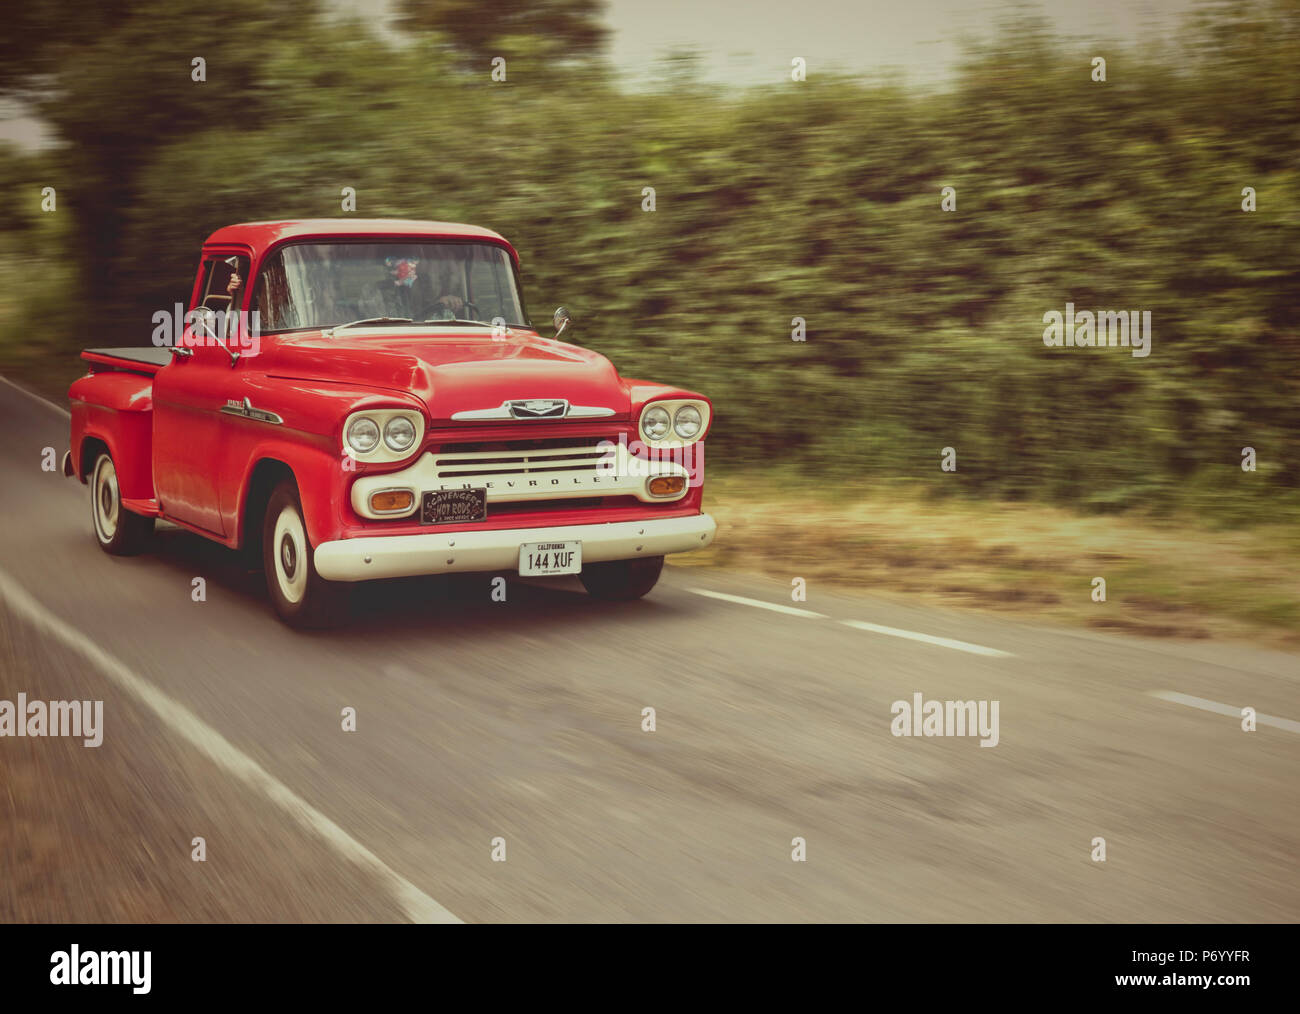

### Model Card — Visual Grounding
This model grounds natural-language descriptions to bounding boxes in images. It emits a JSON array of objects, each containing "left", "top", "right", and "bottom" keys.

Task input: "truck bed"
[{"left": 81, "top": 347, "right": 172, "bottom": 375}]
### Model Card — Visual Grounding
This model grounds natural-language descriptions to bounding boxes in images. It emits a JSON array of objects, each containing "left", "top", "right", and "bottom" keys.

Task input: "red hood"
[{"left": 260, "top": 328, "right": 629, "bottom": 421}]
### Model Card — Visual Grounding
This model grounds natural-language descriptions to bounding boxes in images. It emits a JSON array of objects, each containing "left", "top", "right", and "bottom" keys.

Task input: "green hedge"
[{"left": 1, "top": 1, "right": 1296, "bottom": 520}]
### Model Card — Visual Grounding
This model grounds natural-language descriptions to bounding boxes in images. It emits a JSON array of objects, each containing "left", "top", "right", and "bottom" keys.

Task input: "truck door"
[{"left": 152, "top": 251, "right": 250, "bottom": 536}]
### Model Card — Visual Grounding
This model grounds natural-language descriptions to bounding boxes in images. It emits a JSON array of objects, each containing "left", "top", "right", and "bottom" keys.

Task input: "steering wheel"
[{"left": 419, "top": 298, "right": 480, "bottom": 321}]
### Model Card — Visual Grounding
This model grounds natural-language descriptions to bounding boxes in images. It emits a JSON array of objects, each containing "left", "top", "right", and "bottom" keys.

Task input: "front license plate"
[
  {"left": 422, "top": 488, "right": 487, "bottom": 524},
  {"left": 519, "top": 541, "right": 582, "bottom": 577}
]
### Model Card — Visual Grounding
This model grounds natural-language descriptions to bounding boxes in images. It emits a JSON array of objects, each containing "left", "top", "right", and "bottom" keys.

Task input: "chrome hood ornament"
[{"left": 451, "top": 399, "right": 616, "bottom": 421}]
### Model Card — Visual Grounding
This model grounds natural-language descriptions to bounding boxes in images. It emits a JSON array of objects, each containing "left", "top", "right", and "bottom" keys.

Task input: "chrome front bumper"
[{"left": 313, "top": 513, "right": 717, "bottom": 582}]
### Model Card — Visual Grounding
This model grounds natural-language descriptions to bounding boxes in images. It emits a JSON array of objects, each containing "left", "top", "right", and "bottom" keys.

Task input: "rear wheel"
[
  {"left": 580, "top": 555, "right": 664, "bottom": 601},
  {"left": 90, "top": 452, "right": 153, "bottom": 555},
  {"left": 262, "top": 480, "right": 348, "bottom": 628}
]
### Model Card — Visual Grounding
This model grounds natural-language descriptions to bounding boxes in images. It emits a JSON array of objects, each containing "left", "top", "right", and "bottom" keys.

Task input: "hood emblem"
[
  {"left": 451, "top": 400, "right": 617, "bottom": 422},
  {"left": 510, "top": 399, "right": 568, "bottom": 418}
]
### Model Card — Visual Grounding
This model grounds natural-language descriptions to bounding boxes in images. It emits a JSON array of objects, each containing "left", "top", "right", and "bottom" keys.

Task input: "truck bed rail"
[{"left": 81, "top": 347, "right": 172, "bottom": 376}]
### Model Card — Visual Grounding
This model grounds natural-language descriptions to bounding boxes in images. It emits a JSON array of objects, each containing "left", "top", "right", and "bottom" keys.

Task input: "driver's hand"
[
  {"left": 227, "top": 273, "right": 242, "bottom": 295},
  {"left": 437, "top": 294, "right": 464, "bottom": 311}
]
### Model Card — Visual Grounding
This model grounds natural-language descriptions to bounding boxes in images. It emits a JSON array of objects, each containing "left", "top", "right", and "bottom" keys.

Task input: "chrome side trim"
[
  {"left": 220, "top": 397, "right": 283, "bottom": 425},
  {"left": 558, "top": 404, "right": 617, "bottom": 418}
]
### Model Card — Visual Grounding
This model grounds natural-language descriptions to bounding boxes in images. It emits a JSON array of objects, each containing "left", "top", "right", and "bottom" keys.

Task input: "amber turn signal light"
[
  {"left": 370, "top": 490, "right": 415, "bottom": 513},
  {"left": 647, "top": 476, "right": 686, "bottom": 497}
]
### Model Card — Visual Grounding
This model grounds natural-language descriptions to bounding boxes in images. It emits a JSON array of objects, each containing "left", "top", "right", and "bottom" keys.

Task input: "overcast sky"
[
  {"left": 1, "top": 0, "right": 1198, "bottom": 149},
  {"left": 604, "top": 0, "right": 1194, "bottom": 86}
]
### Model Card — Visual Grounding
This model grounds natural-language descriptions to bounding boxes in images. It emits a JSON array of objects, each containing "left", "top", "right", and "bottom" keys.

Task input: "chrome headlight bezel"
[
  {"left": 637, "top": 398, "right": 711, "bottom": 450},
  {"left": 641, "top": 405, "right": 672, "bottom": 442},
  {"left": 383, "top": 415, "right": 417, "bottom": 453},
  {"left": 673, "top": 404, "right": 703, "bottom": 440},
  {"left": 347, "top": 416, "right": 381, "bottom": 454},
  {"left": 343, "top": 408, "right": 425, "bottom": 463}
]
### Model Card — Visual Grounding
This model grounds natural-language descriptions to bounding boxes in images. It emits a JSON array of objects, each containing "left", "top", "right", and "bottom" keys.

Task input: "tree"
[
  {"left": 396, "top": 0, "right": 608, "bottom": 66},
  {"left": 0, "top": 0, "right": 325, "bottom": 309}
]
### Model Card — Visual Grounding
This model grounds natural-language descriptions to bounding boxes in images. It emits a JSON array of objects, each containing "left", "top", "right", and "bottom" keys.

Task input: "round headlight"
[
  {"left": 347, "top": 416, "right": 380, "bottom": 454},
  {"left": 673, "top": 404, "right": 703, "bottom": 440},
  {"left": 642, "top": 405, "right": 671, "bottom": 441},
  {"left": 384, "top": 415, "right": 417, "bottom": 452}
]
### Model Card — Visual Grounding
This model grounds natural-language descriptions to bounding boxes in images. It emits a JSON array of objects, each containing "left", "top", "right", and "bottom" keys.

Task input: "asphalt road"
[{"left": 1, "top": 376, "right": 1297, "bottom": 922}]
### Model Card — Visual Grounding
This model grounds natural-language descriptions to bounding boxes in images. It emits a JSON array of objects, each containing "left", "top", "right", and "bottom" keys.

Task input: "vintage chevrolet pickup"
[{"left": 66, "top": 219, "right": 716, "bottom": 626}]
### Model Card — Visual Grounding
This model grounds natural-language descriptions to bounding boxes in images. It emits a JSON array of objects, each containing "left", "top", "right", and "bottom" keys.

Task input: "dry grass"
[{"left": 673, "top": 474, "right": 1300, "bottom": 649}]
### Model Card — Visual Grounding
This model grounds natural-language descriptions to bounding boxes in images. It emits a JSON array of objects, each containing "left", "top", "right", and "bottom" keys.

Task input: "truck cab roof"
[{"left": 203, "top": 219, "right": 518, "bottom": 264}]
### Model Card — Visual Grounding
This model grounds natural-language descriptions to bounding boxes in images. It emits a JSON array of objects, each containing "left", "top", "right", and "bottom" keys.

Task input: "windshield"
[{"left": 253, "top": 241, "right": 527, "bottom": 332}]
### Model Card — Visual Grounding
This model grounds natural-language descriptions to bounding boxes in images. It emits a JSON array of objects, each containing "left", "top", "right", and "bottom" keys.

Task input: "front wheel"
[
  {"left": 91, "top": 452, "right": 153, "bottom": 555},
  {"left": 580, "top": 556, "right": 664, "bottom": 601},
  {"left": 262, "top": 480, "right": 348, "bottom": 628}
]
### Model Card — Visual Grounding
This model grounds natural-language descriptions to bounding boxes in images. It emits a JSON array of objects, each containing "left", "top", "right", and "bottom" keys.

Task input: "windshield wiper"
[
  {"left": 331, "top": 317, "right": 414, "bottom": 330},
  {"left": 328, "top": 316, "right": 521, "bottom": 332}
]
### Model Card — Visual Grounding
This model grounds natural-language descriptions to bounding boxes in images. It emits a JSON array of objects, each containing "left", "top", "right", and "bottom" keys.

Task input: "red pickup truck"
[{"left": 65, "top": 219, "right": 716, "bottom": 626}]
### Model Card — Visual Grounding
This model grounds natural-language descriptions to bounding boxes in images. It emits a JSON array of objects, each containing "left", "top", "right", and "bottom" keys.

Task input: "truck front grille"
[
  {"left": 432, "top": 439, "right": 617, "bottom": 481},
  {"left": 413, "top": 434, "right": 684, "bottom": 509}
]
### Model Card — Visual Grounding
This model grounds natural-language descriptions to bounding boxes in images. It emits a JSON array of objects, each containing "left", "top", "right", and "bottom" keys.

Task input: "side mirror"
[
  {"left": 191, "top": 306, "right": 220, "bottom": 339},
  {"left": 553, "top": 306, "right": 574, "bottom": 340},
  {"left": 187, "top": 306, "right": 240, "bottom": 366}
]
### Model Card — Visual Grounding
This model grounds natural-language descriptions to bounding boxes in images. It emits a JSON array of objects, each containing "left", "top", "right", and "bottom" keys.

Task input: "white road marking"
[
  {"left": 689, "top": 587, "right": 1013, "bottom": 657},
  {"left": 0, "top": 374, "right": 72, "bottom": 419},
  {"left": 689, "top": 588, "right": 827, "bottom": 619},
  {"left": 1149, "top": 691, "right": 1300, "bottom": 735},
  {"left": 0, "top": 567, "right": 462, "bottom": 924},
  {"left": 840, "top": 619, "right": 1013, "bottom": 657}
]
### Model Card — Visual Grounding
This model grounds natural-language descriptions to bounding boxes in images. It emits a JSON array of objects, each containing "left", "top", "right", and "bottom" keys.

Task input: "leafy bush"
[{"left": 1, "top": 0, "right": 1296, "bottom": 521}]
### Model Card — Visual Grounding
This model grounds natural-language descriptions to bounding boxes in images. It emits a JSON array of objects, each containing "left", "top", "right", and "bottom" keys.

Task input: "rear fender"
[{"left": 68, "top": 372, "right": 155, "bottom": 501}]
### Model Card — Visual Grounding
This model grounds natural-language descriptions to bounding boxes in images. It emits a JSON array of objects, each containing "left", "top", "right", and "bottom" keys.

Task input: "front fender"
[
  {"left": 228, "top": 437, "right": 346, "bottom": 549},
  {"left": 220, "top": 378, "right": 427, "bottom": 549}
]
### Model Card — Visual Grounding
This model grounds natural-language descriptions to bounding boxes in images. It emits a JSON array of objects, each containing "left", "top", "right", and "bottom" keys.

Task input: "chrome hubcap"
[
  {"left": 92, "top": 456, "right": 119, "bottom": 542},
  {"left": 272, "top": 504, "right": 308, "bottom": 604},
  {"left": 280, "top": 534, "right": 297, "bottom": 578}
]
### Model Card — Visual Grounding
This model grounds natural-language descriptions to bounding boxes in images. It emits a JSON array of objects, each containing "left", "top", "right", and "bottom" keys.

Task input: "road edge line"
[
  {"left": 0, "top": 566, "right": 462, "bottom": 924},
  {"left": 0, "top": 374, "right": 72, "bottom": 419}
]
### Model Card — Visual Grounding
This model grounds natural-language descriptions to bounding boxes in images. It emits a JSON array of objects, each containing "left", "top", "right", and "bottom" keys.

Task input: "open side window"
[
  {"left": 187, "top": 253, "right": 252, "bottom": 352},
  {"left": 197, "top": 254, "right": 250, "bottom": 312}
]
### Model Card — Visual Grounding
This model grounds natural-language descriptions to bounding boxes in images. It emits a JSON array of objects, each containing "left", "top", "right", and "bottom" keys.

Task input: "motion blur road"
[{"left": 1, "top": 377, "right": 1297, "bottom": 922}]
